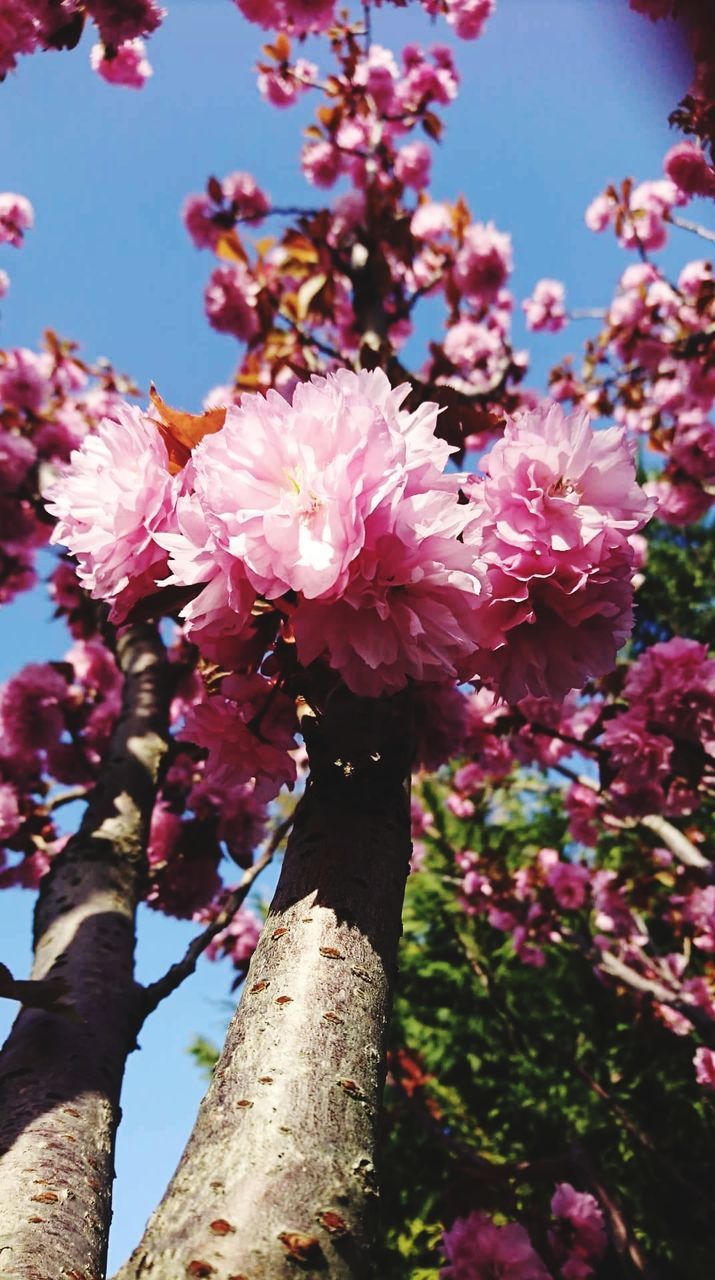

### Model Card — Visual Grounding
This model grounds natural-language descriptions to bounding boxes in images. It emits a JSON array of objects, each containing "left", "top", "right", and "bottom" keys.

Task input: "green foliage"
[
  {"left": 375, "top": 771, "right": 715, "bottom": 1279},
  {"left": 187, "top": 1034, "right": 219, "bottom": 1080},
  {"left": 631, "top": 519, "right": 715, "bottom": 652}
]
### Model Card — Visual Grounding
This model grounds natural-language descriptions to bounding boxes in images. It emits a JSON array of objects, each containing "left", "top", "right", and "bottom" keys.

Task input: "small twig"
[
  {"left": 45, "top": 785, "right": 90, "bottom": 812},
  {"left": 638, "top": 813, "right": 710, "bottom": 870},
  {"left": 136, "top": 811, "right": 295, "bottom": 1028},
  {"left": 669, "top": 212, "right": 715, "bottom": 244}
]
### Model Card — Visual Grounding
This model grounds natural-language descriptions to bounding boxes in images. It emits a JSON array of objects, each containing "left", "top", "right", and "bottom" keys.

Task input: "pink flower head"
[
  {"left": 0, "top": 662, "right": 69, "bottom": 754},
  {"left": 203, "top": 902, "right": 262, "bottom": 969},
  {"left": 258, "top": 56, "right": 316, "bottom": 108},
  {"left": 694, "top": 1046, "right": 715, "bottom": 1089},
  {"left": 292, "top": 488, "right": 488, "bottom": 696},
  {"left": 0, "top": 193, "right": 34, "bottom": 248},
  {"left": 180, "top": 674, "right": 297, "bottom": 802},
  {"left": 84, "top": 0, "right": 164, "bottom": 46},
  {"left": 90, "top": 38, "right": 152, "bottom": 88},
  {"left": 467, "top": 401, "right": 655, "bottom": 701},
  {"left": 0, "top": 6, "right": 38, "bottom": 78},
  {"left": 204, "top": 263, "right": 260, "bottom": 341},
  {"left": 664, "top": 141, "right": 715, "bottom": 199},
  {"left": 354, "top": 44, "right": 399, "bottom": 112},
  {"left": 453, "top": 221, "right": 512, "bottom": 302},
  {"left": 45, "top": 402, "right": 175, "bottom": 621},
  {"left": 445, "top": 0, "right": 495, "bottom": 41},
  {"left": 191, "top": 368, "right": 452, "bottom": 605},
  {"left": 182, "top": 194, "right": 221, "bottom": 251},
  {"left": 395, "top": 141, "right": 432, "bottom": 190},
  {"left": 0, "top": 348, "right": 48, "bottom": 413},
  {"left": 523, "top": 279, "right": 567, "bottom": 333},
  {"left": 550, "top": 1182, "right": 607, "bottom": 1279},
  {"left": 411, "top": 200, "right": 452, "bottom": 242},
  {"left": 623, "top": 637, "right": 715, "bottom": 755},
  {"left": 441, "top": 1209, "right": 550, "bottom": 1279},
  {"left": 0, "top": 781, "right": 20, "bottom": 841},
  {"left": 0, "top": 429, "right": 35, "bottom": 493},
  {"left": 0, "top": 268, "right": 8, "bottom": 297},
  {"left": 301, "top": 140, "right": 342, "bottom": 188},
  {"left": 222, "top": 171, "right": 270, "bottom": 222},
  {"left": 280, "top": 0, "right": 335, "bottom": 34},
  {"left": 546, "top": 858, "right": 589, "bottom": 910}
]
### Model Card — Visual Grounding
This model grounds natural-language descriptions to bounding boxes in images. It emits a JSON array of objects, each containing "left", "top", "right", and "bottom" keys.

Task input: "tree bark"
[
  {"left": 115, "top": 691, "right": 413, "bottom": 1280},
  {"left": 0, "top": 623, "right": 171, "bottom": 1280}
]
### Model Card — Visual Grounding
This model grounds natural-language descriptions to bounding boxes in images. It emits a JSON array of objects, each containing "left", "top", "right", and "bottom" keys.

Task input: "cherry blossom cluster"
[
  {"left": 0, "top": 0, "right": 161, "bottom": 88},
  {"left": 441, "top": 1183, "right": 606, "bottom": 1280},
  {"left": 0, "top": 326, "right": 141, "bottom": 608},
  {"left": 0, "top": 191, "right": 34, "bottom": 299},
  {"left": 546, "top": 154, "right": 715, "bottom": 526},
  {"left": 182, "top": 17, "right": 527, "bottom": 445},
  {"left": 236, "top": 0, "right": 494, "bottom": 41},
  {"left": 628, "top": 0, "right": 715, "bottom": 163},
  {"left": 44, "top": 374, "right": 653, "bottom": 802}
]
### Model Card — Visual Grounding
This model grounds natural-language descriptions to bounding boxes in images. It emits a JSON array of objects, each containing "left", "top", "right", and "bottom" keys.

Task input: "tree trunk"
[
  {"left": 115, "top": 692, "right": 413, "bottom": 1280},
  {"left": 0, "top": 623, "right": 171, "bottom": 1280}
]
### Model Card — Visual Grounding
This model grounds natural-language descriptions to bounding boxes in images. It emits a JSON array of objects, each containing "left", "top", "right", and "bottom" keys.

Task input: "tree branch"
[{"left": 136, "top": 811, "right": 294, "bottom": 1029}]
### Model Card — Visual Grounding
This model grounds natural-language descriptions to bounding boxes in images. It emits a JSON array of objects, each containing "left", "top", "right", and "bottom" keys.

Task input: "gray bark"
[
  {"left": 0, "top": 624, "right": 171, "bottom": 1280},
  {"left": 115, "top": 692, "right": 413, "bottom": 1280}
]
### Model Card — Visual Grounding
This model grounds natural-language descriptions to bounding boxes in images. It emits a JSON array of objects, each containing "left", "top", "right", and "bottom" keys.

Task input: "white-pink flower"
[
  {"left": 44, "top": 403, "right": 175, "bottom": 621},
  {"left": 191, "top": 368, "right": 450, "bottom": 604},
  {"left": 90, "top": 38, "right": 153, "bottom": 89}
]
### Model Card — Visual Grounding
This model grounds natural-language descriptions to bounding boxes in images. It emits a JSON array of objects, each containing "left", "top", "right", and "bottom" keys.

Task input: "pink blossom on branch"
[
  {"left": 441, "top": 1209, "right": 551, "bottom": 1279},
  {"left": 0, "top": 192, "right": 34, "bottom": 247},
  {"left": 90, "top": 38, "right": 153, "bottom": 89},
  {"left": 44, "top": 402, "right": 175, "bottom": 621}
]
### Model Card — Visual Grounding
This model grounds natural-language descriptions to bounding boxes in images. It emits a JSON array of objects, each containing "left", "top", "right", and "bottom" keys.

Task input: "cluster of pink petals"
[
  {"left": 204, "top": 263, "right": 260, "bottom": 340},
  {"left": 453, "top": 221, "right": 512, "bottom": 302},
  {"left": 599, "top": 637, "right": 715, "bottom": 818},
  {"left": 45, "top": 402, "right": 175, "bottom": 621},
  {"left": 90, "top": 38, "right": 153, "bottom": 89},
  {"left": 586, "top": 179, "right": 684, "bottom": 252},
  {"left": 444, "top": 0, "right": 495, "bottom": 41},
  {"left": 179, "top": 675, "right": 298, "bottom": 802},
  {"left": 0, "top": 0, "right": 162, "bottom": 80},
  {"left": 258, "top": 56, "right": 316, "bottom": 108},
  {"left": 183, "top": 171, "right": 270, "bottom": 251},
  {"left": 694, "top": 1045, "right": 715, "bottom": 1089},
  {"left": 0, "top": 193, "right": 34, "bottom": 247},
  {"left": 549, "top": 1183, "right": 606, "bottom": 1280},
  {"left": 201, "top": 900, "right": 262, "bottom": 971},
  {"left": 664, "top": 141, "right": 715, "bottom": 199},
  {"left": 523, "top": 279, "right": 567, "bottom": 333},
  {"left": 467, "top": 401, "right": 655, "bottom": 702},
  {"left": 234, "top": 0, "right": 335, "bottom": 35},
  {"left": 441, "top": 1209, "right": 550, "bottom": 1279}
]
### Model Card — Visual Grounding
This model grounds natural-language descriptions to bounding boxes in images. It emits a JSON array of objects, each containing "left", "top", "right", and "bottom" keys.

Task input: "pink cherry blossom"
[
  {"left": 664, "top": 141, "right": 715, "bottom": 198},
  {"left": 84, "top": 0, "right": 164, "bottom": 46},
  {"left": 453, "top": 221, "right": 512, "bottom": 302},
  {"left": 467, "top": 401, "right": 655, "bottom": 701},
  {"left": 0, "top": 348, "right": 49, "bottom": 413},
  {"left": 550, "top": 1183, "right": 606, "bottom": 1280},
  {"left": 301, "top": 140, "right": 342, "bottom": 188},
  {"left": 0, "top": 781, "right": 21, "bottom": 841},
  {"left": 0, "top": 662, "right": 69, "bottom": 755},
  {"left": 395, "top": 141, "right": 432, "bottom": 190},
  {"left": 191, "top": 368, "right": 450, "bottom": 605},
  {"left": 694, "top": 1046, "right": 715, "bottom": 1089},
  {"left": 180, "top": 675, "right": 297, "bottom": 803},
  {"left": 445, "top": 0, "right": 495, "bottom": 41},
  {"left": 523, "top": 279, "right": 567, "bottom": 333},
  {"left": 202, "top": 901, "right": 262, "bottom": 970},
  {"left": 441, "top": 1209, "right": 550, "bottom": 1279},
  {"left": 0, "top": 269, "right": 8, "bottom": 297},
  {"left": 0, "top": 193, "right": 34, "bottom": 247},
  {"left": 222, "top": 171, "right": 270, "bottom": 222},
  {"left": 90, "top": 38, "right": 152, "bottom": 88},
  {"left": 182, "top": 195, "right": 221, "bottom": 251},
  {"left": 258, "top": 56, "right": 316, "bottom": 108},
  {"left": 204, "top": 263, "right": 260, "bottom": 340},
  {"left": 354, "top": 44, "right": 399, "bottom": 112},
  {"left": 44, "top": 402, "right": 175, "bottom": 621}
]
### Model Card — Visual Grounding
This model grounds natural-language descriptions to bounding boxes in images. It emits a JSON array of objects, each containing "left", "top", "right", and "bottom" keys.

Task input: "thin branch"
[
  {"left": 669, "top": 212, "right": 715, "bottom": 244},
  {"left": 45, "top": 784, "right": 90, "bottom": 811},
  {"left": 136, "top": 811, "right": 295, "bottom": 1028},
  {"left": 637, "top": 813, "right": 710, "bottom": 870}
]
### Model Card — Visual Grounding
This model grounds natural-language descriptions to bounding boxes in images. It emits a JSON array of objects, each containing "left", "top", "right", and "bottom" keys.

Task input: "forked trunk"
[
  {"left": 115, "top": 692, "right": 413, "bottom": 1280},
  {"left": 0, "top": 624, "right": 171, "bottom": 1280}
]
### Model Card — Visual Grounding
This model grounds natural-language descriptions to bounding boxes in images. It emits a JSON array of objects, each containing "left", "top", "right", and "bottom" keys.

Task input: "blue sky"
[{"left": 0, "top": 0, "right": 708, "bottom": 1268}]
